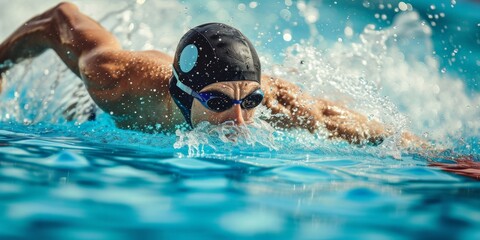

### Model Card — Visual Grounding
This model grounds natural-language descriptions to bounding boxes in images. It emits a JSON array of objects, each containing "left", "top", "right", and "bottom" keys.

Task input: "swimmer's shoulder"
[{"left": 79, "top": 49, "right": 173, "bottom": 90}]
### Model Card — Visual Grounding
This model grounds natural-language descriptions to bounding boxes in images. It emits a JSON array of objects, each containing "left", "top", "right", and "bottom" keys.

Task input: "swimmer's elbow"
[{"left": 53, "top": 2, "right": 80, "bottom": 17}]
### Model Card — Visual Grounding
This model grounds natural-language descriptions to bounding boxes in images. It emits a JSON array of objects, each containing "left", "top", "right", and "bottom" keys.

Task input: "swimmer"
[{"left": 0, "top": 2, "right": 425, "bottom": 149}]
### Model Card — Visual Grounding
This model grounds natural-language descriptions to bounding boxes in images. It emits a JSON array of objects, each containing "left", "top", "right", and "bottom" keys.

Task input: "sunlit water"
[{"left": 0, "top": 0, "right": 479, "bottom": 239}]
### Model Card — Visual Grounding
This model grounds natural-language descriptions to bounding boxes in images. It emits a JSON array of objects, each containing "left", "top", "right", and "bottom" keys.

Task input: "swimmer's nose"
[{"left": 231, "top": 104, "right": 245, "bottom": 125}]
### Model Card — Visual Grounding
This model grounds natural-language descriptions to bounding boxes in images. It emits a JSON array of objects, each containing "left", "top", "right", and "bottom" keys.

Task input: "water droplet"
[
  {"left": 283, "top": 30, "right": 292, "bottom": 42},
  {"left": 280, "top": 9, "right": 291, "bottom": 21},
  {"left": 344, "top": 26, "right": 354, "bottom": 37},
  {"left": 237, "top": 3, "right": 246, "bottom": 11}
]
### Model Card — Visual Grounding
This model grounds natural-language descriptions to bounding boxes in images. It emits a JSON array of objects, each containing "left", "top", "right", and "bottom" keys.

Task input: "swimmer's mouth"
[{"left": 208, "top": 120, "right": 252, "bottom": 142}]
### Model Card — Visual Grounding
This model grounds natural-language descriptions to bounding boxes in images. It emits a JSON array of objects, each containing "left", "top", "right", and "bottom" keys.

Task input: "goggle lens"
[
  {"left": 201, "top": 89, "right": 264, "bottom": 112},
  {"left": 241, "top": 92, "right": 263, "bottom": 109},
  {"left": 206, "top": 94, "right": 232, "bottom": 112}
]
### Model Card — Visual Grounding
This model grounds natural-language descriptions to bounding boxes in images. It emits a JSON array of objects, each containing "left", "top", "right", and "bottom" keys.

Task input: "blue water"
[{"left": 1, "top": 0, "right": 480, "bottom": 239}]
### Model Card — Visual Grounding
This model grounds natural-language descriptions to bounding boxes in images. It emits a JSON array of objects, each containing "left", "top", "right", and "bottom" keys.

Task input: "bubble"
[
  {"left": 305, "top": 10, "right": 319, "bottom": 23},
  {"left": 280, "top": 9, "right": 291, "bottom": 21},
  {"left": 344, "top": 26, "right": 354, "bottom": 37},
  {"left": 283, "top": 30, "right": 292, "bottom": 42},
  {"left": 297, "top": 1, "right": 306, "bottom": 11},
  {"left": 249, "top": 1, "right": 258, "bottom": 9},
  {"left": 398, "top": 2, "right": 408, "bottom": 11},
  {"left": 237, "top": 3, "right": 246, "bottom": 11}
]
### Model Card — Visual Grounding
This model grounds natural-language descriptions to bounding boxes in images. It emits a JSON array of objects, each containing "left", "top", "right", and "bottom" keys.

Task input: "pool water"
[
  {"left": 1, "top": 122, "right": 479, "bottom": 240},
  {"left": 1, "top": 0, "right": 480, "bottom": 239}
]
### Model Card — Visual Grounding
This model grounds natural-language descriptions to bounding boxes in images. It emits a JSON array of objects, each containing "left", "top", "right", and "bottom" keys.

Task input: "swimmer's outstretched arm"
[{"left": 261, "top": 75, "right": 430, "bottom": 149}]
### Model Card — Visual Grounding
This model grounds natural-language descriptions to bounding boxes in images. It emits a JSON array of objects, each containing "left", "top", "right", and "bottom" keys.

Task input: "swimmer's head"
[{"left": 169, "top": 23, "right": 262, "bottom": 127}]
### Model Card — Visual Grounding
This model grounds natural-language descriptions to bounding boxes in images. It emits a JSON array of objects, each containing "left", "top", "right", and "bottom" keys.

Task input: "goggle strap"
[{"left": 172, "top": 66, "right": 199, "bottom": 99}]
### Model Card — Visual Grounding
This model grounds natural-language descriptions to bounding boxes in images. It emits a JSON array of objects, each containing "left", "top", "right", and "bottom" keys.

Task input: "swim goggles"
[{"left": 172, "top": 66, "right": 264, "bottom": 112}]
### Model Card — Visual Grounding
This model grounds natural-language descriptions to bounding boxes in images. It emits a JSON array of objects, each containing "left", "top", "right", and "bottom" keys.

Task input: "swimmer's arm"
[
  {"left": 0, "top": 2, "right": 173, "bottom": 115},
  {"left": 0, "top": 2, "right": 173, "bottom": 88},
  {"left": 0, "top": 2, "right": 124, "bottom": 78},
  {"left": 261, "top": 76, "right": 429, "bottom": 147}
]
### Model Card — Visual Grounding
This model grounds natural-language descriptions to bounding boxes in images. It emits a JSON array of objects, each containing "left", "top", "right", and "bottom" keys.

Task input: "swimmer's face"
[{"left": 190, "top": 81, "right": 262, "bottom": 126}]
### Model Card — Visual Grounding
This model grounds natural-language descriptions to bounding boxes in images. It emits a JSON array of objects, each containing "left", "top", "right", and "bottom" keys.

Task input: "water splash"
[
  {"left": 172, "top": 105, "right": 398, "bottom": 158},
  {"left": 271, "top": 11, "right": 479, "bottom": 148},
  {"left": 174, "top": 117, "right": 279, "bottom": 156},
  {"left": 0, "top": 56, "right": 95, "bottom": 125},
  {"left": 0, "top": 1, "right": 478, "bottom": 155}
]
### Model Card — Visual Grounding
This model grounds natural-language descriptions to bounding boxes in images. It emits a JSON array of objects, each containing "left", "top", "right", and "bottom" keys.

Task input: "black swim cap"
[{"left": 169, "top": 23, "right": 261, "bottom": 127}]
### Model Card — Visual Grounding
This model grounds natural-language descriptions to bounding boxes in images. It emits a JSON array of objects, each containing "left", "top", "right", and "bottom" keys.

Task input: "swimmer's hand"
[
  {"left": 406, "top": 136, "right": 480, "bottom": 180},
  {"left": 430, "top": 155, "right": 480, "bottom": 180}
]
